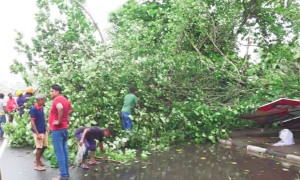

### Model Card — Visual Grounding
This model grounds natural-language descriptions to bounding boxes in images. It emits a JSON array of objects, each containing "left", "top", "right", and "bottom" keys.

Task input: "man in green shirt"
[{"left": 121, "top": 87, "right": 140, "bottom": 130}]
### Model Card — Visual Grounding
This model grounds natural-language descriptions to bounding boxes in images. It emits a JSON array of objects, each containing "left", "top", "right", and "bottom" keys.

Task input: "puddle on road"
[{"left": 73, "top": 144, "right": 300, "bottom": 180}]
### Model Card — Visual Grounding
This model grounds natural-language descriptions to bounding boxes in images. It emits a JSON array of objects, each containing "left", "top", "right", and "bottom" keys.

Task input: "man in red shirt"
[
  {"left": 49, "top": 84, "right": 73, "bottom": 180},
  {"left": 6, "top": 93, "right": 18, "bottom": 122}
]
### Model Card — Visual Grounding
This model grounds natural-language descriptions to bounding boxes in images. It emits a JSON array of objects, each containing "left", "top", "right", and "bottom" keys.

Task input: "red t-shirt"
[
  {"left": 49, "top": 96, "right": 71, "bottom": 131},
  {"left": 6, "top": 98, "right": 18, "bottom": 112}
]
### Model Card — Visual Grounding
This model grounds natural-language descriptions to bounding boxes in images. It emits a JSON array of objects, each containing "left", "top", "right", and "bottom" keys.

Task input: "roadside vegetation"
[{"left": 4, "top": 0, "right": 300, "bottom": 163}]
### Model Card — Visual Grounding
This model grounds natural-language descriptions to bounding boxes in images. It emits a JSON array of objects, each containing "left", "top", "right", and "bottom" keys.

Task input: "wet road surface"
[{"left": 1, "top": 144, "right": 300, "bottom": 180}]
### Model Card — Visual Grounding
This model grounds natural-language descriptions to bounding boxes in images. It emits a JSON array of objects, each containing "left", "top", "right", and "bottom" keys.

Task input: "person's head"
[
  {"left": 50, "top": 84, "right": 62, "bottom": 99},
  {"left": 26, "top": 88, "right": 34, "bottom": 94},
  {"left": 35, "top": 94, "right": 46, "bottom": 106},
  {"left": 16, "top": 91, "right": 23, "bottom": 97},
  {"left": 8, "top": 93, "right": 13, "bottom": 98},
  {"left": 129, "top": 87, "right": 137, "bottom": 94},
  {"left": 103, "top": 127, "right": 113, "bottom": 138},
  {"left": 0, "top": 93, "right": 4, "bottom": 99}
]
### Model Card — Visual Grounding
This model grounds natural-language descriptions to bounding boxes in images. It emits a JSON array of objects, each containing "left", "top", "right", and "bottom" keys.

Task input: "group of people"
[
  {"left": 0, "top": 88, "right": 34, "bottom": 140},
  {"left": 1, "top": 85, "right": 139, "bottom": 180}
]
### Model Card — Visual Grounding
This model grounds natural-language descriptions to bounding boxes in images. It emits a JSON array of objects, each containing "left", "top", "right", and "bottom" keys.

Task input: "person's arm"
[
  {"left": 135, "top": 97, "right": 140, "bottom": 108},
  {"left": 98, "top": 141, "right": 105, "bottom": 155},
  {"left": 68, "top": 104, "right": 73, "bottom": 115},
  {"left": 6, "top": 100, "right": 11, "bottom": 112},
  {"left": 30, "top": 109, "right": 42, "bottom": 139},
  {"left": 53, "top": 103, "right": 63, "bottom": 125},
  {"left": 17, "top": 98, "right": 21, "bottom": 107},
  {"left": 13, "top": 99, "right": 18, "bottom": 109},
  {"left": 3, "top": 106, "right": 7, "bottom": 113},
  {"left": 31, "top": 120, "right": 42, "bottom": 139},
  {"left": 2, "top": 102, "right": 7, "bottom": 113},
  {"left": 135, "top": 102, "right": 140, "bottom": 108},
  {"left": 79, "top": 128, "right": 90, "bottom": 146}
]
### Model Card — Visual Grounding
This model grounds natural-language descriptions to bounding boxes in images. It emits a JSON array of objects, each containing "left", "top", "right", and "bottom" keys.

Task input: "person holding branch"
[{"left": 75, "top": 126, "right": 112, "bottom": 170}]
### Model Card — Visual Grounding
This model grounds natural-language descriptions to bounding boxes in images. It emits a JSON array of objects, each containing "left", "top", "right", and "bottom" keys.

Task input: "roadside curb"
[{"left": 218, "top": 139, "right": 300, "bottom": 163}]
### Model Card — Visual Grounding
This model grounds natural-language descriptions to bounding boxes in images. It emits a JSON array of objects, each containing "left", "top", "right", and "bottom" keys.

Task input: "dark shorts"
[{"left": 75, "top": 132, "right": 97, "bottom": 155}]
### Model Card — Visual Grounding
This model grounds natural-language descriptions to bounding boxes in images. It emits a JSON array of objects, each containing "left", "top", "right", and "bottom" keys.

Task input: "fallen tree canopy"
[{"left": 6, "top": 0, "right": 300, "bottom": 163}]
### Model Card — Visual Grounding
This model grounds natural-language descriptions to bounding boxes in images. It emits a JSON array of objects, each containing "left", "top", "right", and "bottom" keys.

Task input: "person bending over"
[{"left": 75, "top": 126, "right": 111, "bottom": 170}]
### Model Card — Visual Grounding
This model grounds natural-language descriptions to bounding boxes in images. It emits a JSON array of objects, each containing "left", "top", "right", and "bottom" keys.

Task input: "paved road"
[{"left": 0, "top": 145, "right": 106, "bottom": 180}]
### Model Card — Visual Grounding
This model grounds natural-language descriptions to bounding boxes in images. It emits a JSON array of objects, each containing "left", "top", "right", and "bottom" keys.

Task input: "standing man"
[
  {"left": 16, "top": 91, "right": 26, "bottom": 117},
  {"left": 75, "top": 126, "right": 112, "bottom": 169},
  {"left": 121, "top": 87, "right": 140, "bottom": 130},
  {"left": 30, "top": 95, "right": 47, "bottom": 171},
  {"left": 49, "top": 84, "right": 73, "bottom": 180},
  {"left": 0, "top": 93, "right": 7, "bottom": 140},
  {"left": 6, "top": 93, "right": 18, "bottom": 122}
]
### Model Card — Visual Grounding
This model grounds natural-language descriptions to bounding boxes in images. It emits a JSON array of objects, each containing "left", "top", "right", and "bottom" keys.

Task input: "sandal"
[
  {"left": 34, "top": 161, "right": 46, "bottom": 166},
  {"left": 88, "top": 161, "right": 100, "bottom": 165},
  {"left": 80, "top": 165, "right": 89, "bottom": 170},
  {"left": 34, "top": 166, "right": 46, "bottom": 171}
]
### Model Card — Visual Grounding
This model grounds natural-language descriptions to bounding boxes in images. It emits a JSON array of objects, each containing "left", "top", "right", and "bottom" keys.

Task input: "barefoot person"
[
  {"left": 49, "top": 84, "right": 73, "bottom": 180},
  {"left": 75, "top": 126, "right": 112, "bottom": 170},
  {"left": 30, "top": 94, "right": 47, "bottom": 171}
]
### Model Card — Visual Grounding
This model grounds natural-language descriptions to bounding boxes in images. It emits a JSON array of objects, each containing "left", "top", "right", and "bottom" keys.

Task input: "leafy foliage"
[
  {"left": 8, "top": 0, "right": 300, "bottom": 162},
  {"left": 2, "top": 112, "right": 34, "bottom": 147}
]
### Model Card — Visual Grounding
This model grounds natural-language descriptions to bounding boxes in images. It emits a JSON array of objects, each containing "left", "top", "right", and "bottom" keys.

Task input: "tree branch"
[
  {"left": 242, "top": 37, "right": 250, "bottom": 75},
  {"left": 73, "top": 0, "right": 105, "bottom": 44},
  {"left": 206, "top": 32, "right": 242, "bottom": 80},
  {"left": 237, "top": 41, "right": 258, "bottom": 46},
  {"left": 184, "top": 32, "right": 203, "bottom": 57},
  {"left": 177, "top": 32, "right": 184, "bottom": 51},
  {"left": 235, "top": 0, "right": 256, "bottom": 35}
]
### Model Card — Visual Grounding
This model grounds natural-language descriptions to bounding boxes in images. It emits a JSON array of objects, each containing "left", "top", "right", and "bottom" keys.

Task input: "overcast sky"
[
  {"left": 0, "top": 0, "right": 128, "bottom": 83},
  {"left": 0, "top": 0, "right": 256, "bottom": 84}
]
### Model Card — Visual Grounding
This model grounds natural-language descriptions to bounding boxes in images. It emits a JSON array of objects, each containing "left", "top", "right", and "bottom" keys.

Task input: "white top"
[{"left": 0, "top": 99, "right": 7, "bottom": 115}]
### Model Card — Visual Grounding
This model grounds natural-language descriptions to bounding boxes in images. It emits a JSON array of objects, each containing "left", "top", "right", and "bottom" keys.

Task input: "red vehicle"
[{"left": 241, "top": 98, "right": 300, "bottom": 129}]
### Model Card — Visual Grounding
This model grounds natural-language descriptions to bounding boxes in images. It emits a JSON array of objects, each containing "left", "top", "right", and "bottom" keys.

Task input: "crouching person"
[
  {"left": 30, "top": 94, "right": 48, "bottom": 171},
  {"left": 75, "top": 126, "right": 112, "bottom": 170}
]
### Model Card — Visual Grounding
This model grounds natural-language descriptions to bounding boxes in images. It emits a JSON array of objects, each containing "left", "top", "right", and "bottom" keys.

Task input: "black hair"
[
  {"left": 51, "top": 84, "right": 62, "bottom": 94},
  {"left": 0, "top": 93, "right": 4, "bottom": 99},
  {"left": 8, "top": 93, "right": 12, "bottom": 96},
  {"left": 104, "top": 124, "right": 114, "bottom": 135},
  {"left": 129, "top": 87, "right": 136, "bottom": 94}
]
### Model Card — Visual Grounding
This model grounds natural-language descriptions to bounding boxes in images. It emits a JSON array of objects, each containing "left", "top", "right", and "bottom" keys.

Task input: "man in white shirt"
[{"left": 0, "top": 93, "right": 7, "bottom": 140}]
